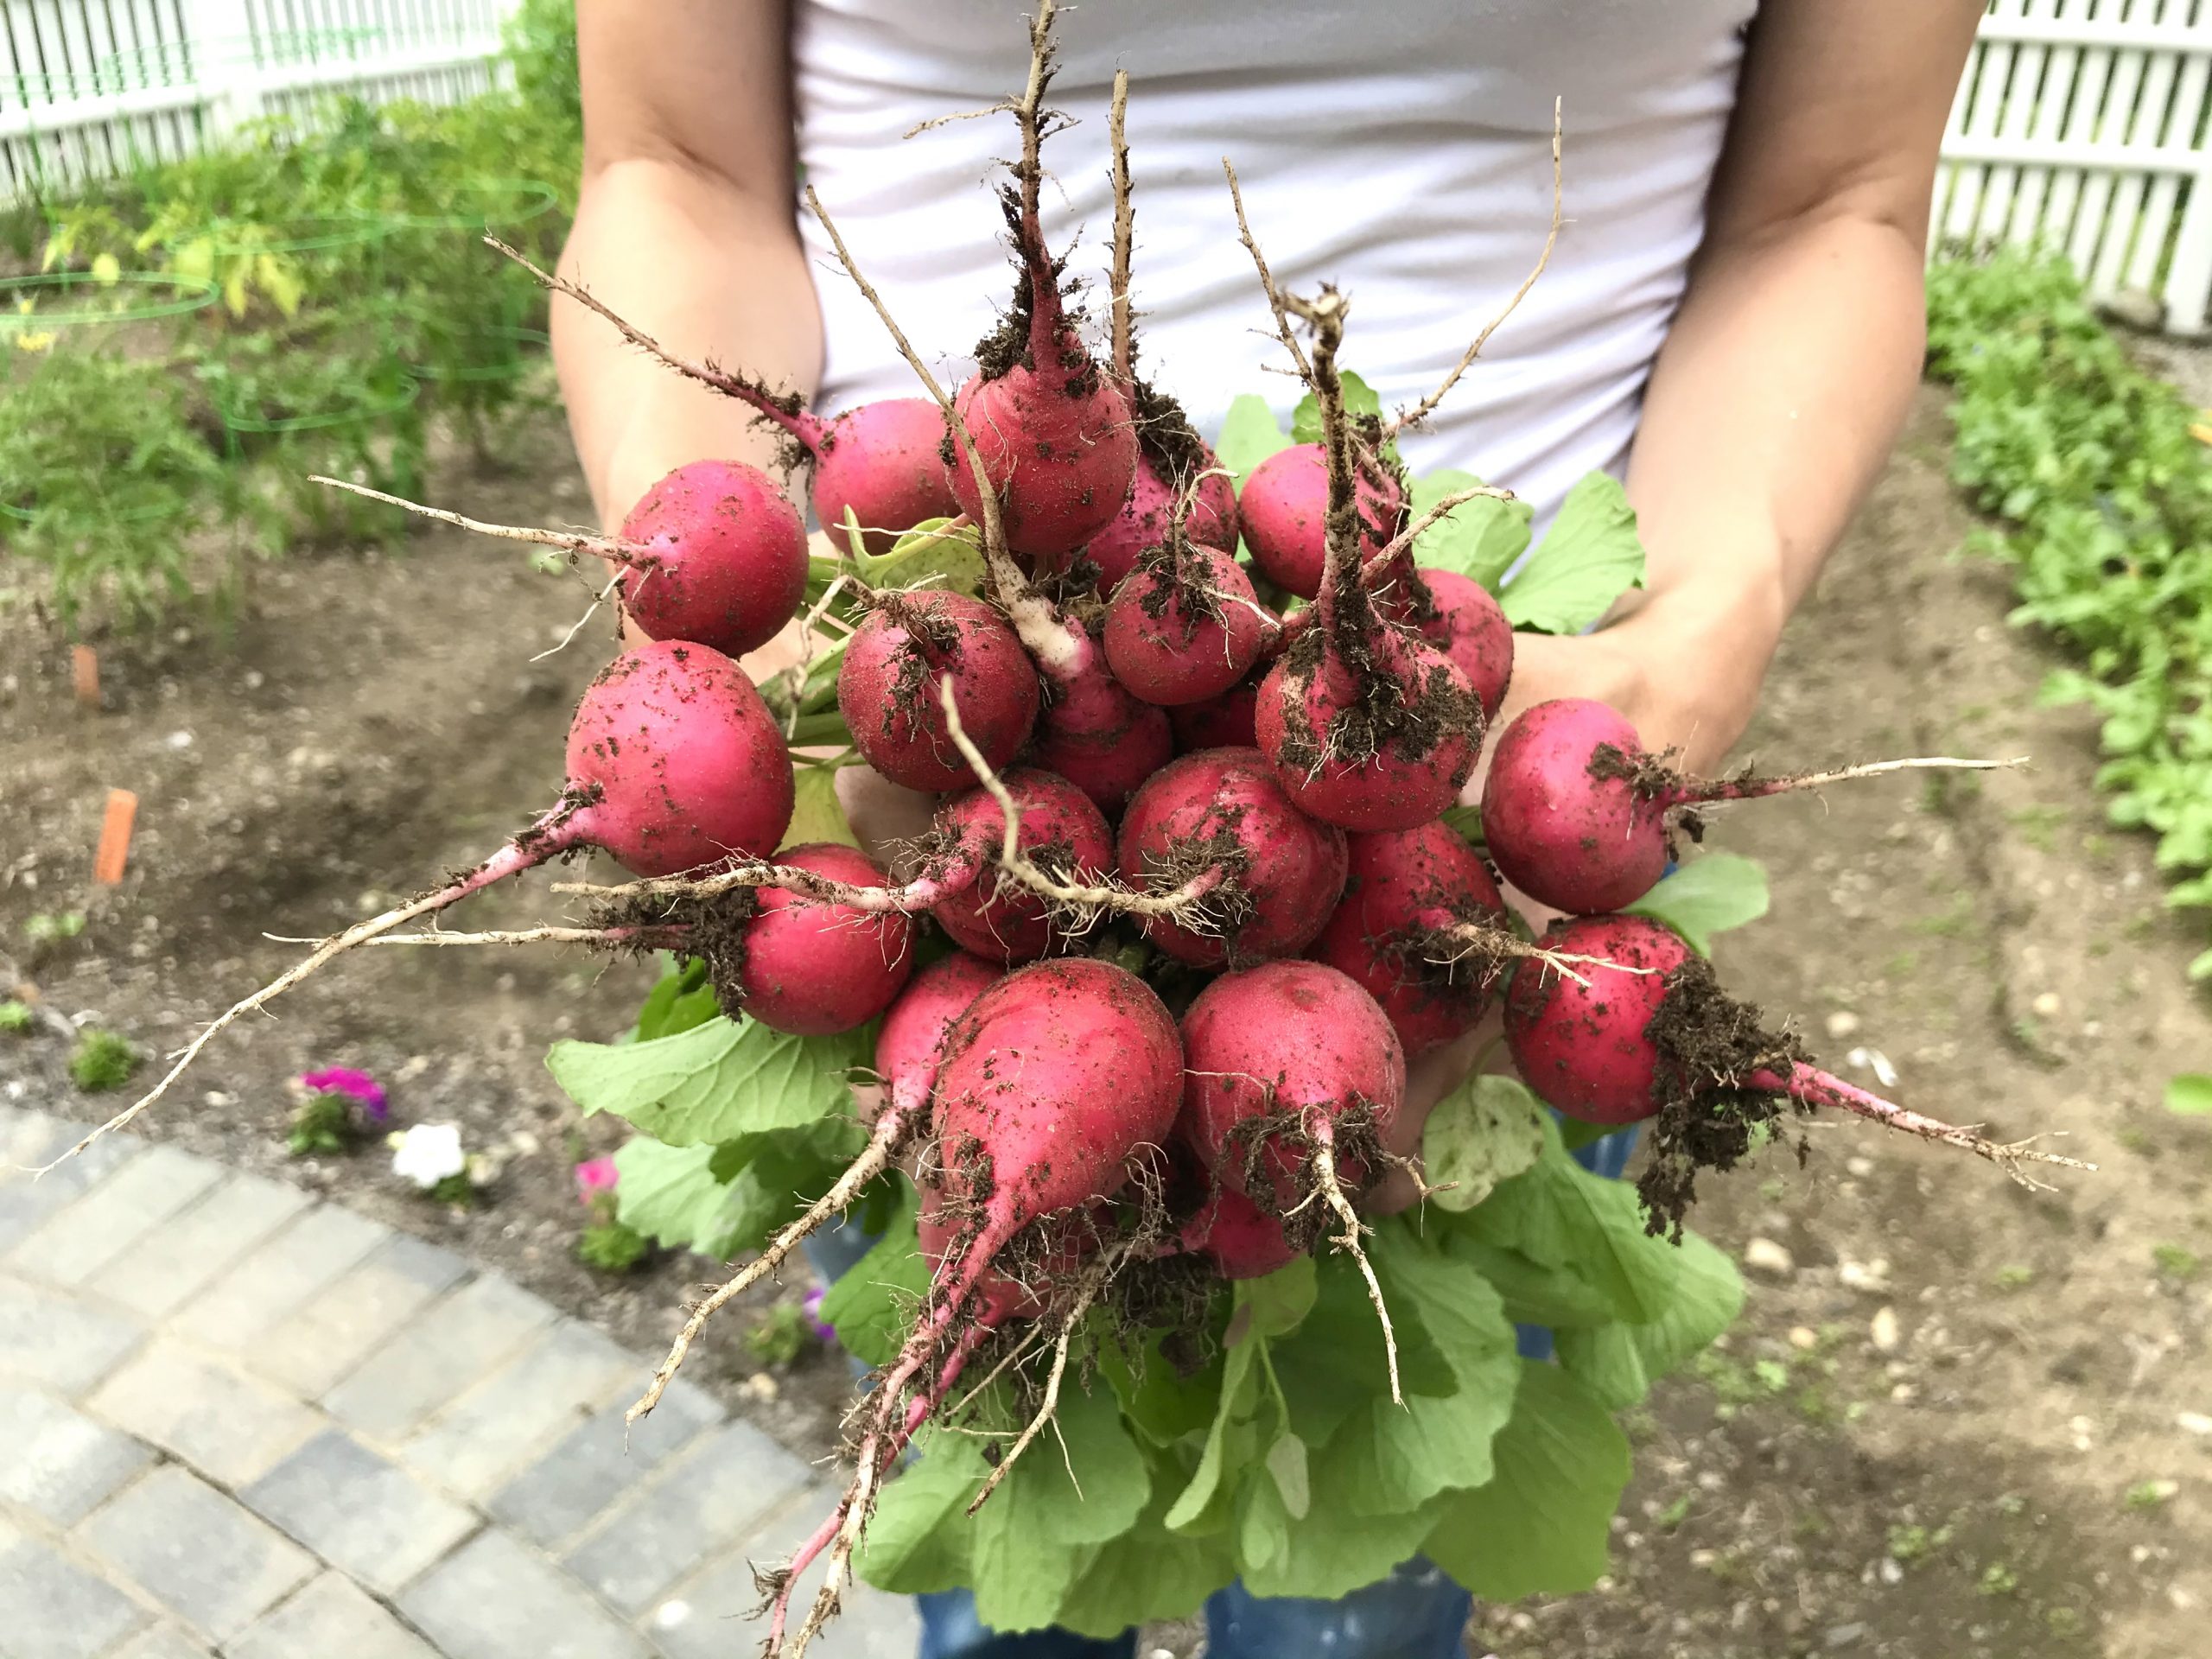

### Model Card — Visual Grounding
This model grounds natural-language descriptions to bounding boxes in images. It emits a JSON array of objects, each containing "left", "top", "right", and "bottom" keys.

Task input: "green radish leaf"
[
  {"left": 1291, "top": 370, "right": 1382, "bottom": 445},
  {"left": 1438, "top": 803, "right": 1484, "bottom": 846},
  {"left": 702, "top": 1116, "right": 873, "bottom": 1253},
  {"left": 1624, "top": 853, "right": 1772, "bottom": 957},
  {"left": 1213, "top": 394, "right": 1294, "bottom": 481},
  {"left": 988, "top": 1382, "right": 1151, "bottom": 1550},
  {"left": 1554, "top": 1227, "right": 1744, "bottom": 1409},
  {"left": 817, "top": 1192, "right": 927, "bottom": 1366},
  {"left": 1408, "top": 467, "right": 1533, "bottom": 594},
  {"left": 1444, "top": 1235, "right": 1622, "bottom": 1332},
  {"left": 2166, "top": 1073, "right": 2212, "bottom": 1116},
  {"left": 547, "top": 1015, "right": 868, "bottom": 1146},
  {"left": 1239, "top": 1442, "right": 1446, "bottom": 1602},
  {"left": 780, "top": 764, "right": 861, "bottom": 852},
  {"left": 1052, "top": 1450, "right": 1238, "bottom": 1636},
  {"left": 611, "top": 1139, "right": 761, "bottom": 1261},
  {"left": 1556, "top": 1116, "right": 1618, "bottom": 1154},
  {"left": 861, "top": 515, "right": 986, "bottom": 595},
  {"left": 859, "top": 1423, "right": 988, "bottom": 1594},
  {"left": 629, "top": 957, "right": 717, "bottom": 1042},
  {"left": 1164, "top": 1342, "right": 1265, "bottom": 1534},
  {"left": 1497, "top": 471, "right": 1646, "bottom": 635},
  {"left": 1097, "top": 1325, "right": 1228, "bottom": 1447},
  {"left": 1421, "top": 1073, "right": 1551, "bottom": 1212},
  {"left": 1421, "top": 1360, "right": 1631, "bottom": 1601},
  {"left": 1264, "top": 1431, "right": 1312, "bottom": 1520},
  {"left": 1227, "top": 1256, "right": 1317, "bottom": 1347}
]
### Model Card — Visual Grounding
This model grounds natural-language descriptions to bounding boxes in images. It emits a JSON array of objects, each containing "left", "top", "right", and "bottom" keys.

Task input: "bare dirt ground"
[{"left": 3, "top": 387, "right": 2208, "bottom": 1658}]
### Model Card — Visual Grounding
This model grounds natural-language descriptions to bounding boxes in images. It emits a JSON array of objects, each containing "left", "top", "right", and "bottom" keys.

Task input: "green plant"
[
  {"left": 2152, "top": 1243, "right": 2201, "bottom": 1281},
  {"left": 2123, "top": 1478, "right": 2178, "bottom": 1512},
  {"left": 1928, "top": 250, "right": 2212, "bottom": 982},
  {"left": 22, "top": 911, "right": 86, "bottom": 944},
  {"left": 68, "top": 1028, "right": 138, "bottom": 1092},
  {"left": 745, "top": 1301, "right": 818, "bottom": 1368},
  {"left": 0, "top": 1001, "right": 33, "bottom": 1033},
  {"left": 1979, "top": 1561, "right": 2018, "bottom": 1598},
  {"left": 577, "top": 1217, "right": 649, "bottom": 1274},
  {"left": 287, "top": 1092, "right": 353, "bottom": 1155}
]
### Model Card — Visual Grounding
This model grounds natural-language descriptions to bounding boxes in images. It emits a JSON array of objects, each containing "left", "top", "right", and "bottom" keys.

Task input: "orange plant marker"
[
  {"left": 72, "top": 645, "right": 99, "bottom": 708},
  {"left": 93, "top": 789, "right": 137, "bottom": 886}
]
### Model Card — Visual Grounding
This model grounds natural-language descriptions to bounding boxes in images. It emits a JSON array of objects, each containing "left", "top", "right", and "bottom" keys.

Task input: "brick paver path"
[{"left": 0, "top": 1105, "right": 921, "bottom": 1659}]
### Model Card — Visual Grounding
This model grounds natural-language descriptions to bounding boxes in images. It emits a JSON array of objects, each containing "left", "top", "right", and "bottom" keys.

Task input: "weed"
[
  {"left": 1993, "top": 1264, "right": 2035, "bottom": 1292},
  {"left": 0, "top": 1001, "right": 31, "bottom": 1033},
  {"left": 22, "top": 912, "right": 86, "bottom": 944},
  {"left": 2123, "top": 1478, "right": 2178, "bottom": 1513},
  {"left": 2152, "top": 1243, "right": 2201, "bottom": 1281},
  {"left": 1885, "top": 1521, "right": 1952, "bottom": 1563},
  {"left": 1912, "top": 895, "right": 1976, "bottom": 938},
  {"left": 577, "top": 1218, "right": 649, "bottom": 1274},
  {"left": 1979, "top": 1561, "right": 2018, "bottom": 1598},
  {"left": 1655, "top": 1494, "right": 1691, "bottom": 1531},
  {"left": 67, "top": 1028, "right": 137, "bottom": 1091},
  {"left": 745, "top": 1302, "right": 818, "bottom": 1368},
  {"left": 2007, "top": 804, "right": 2067, "bottom": 852}
]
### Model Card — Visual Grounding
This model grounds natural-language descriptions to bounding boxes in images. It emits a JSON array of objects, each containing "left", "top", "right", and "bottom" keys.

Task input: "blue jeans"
[{"left": 805, "top": 1123, "right": 1637, "bottom": 1659}]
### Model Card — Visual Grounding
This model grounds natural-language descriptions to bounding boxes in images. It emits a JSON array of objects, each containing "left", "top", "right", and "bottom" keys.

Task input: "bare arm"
[
  {"left": 556, "top": 0, "right": 822, "bottom": 531},
  {"left": 1383, "top": 0, "right": 1985, "bottom": 1208},
  {"left": 1503, "top": 0, "right": 1986, "bottom": 773}
]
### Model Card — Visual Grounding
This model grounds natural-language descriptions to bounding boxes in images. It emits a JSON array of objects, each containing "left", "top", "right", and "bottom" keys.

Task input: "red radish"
[
  {"left": 309, "top": 463, "right": 808, "bottom": 661},
  {"left": 99, "top": 639, "right": 797, "bottom": 1145},
  {"left": 1185, "top": 1183, "right": 1301, "bottom": 1281},
  {"left": 712, "top": 843, "right": 915, "bottom": 1035},
  {"left": 736, "top": 396, "right": 963, "bottom": 557},
  {"left": 1255, "top": 623, "right": 1483, "bottom": 832},
  {"left": 1102, "top": 539, "right": 1271, "bottom": 706},
  {"left": 1504, "top": 913, "right": 2088, "bottom": 1232},
  {"left": 1169, "top": 679, "right": 1261, "bottom": 752},
  {"left": 929, "top": 768, "right": 1115, "bottom": 963},
  {"left": 613, "top": 459, "right": 809, "bottom": 655},
  {"left": 1117, "top": 747, "right": 1347, "bottom": 968},
  {"left": 1179, "top": 960, "right": 1405, "bottom": 1209},
  {"left": 836, "top": 592, "right": 1040, "bottom": 792},
  {"left": 874, "top": 952, "right": 1004, "bottom": 1111},
  {"left": 1382, "top": 567, "right": 1514, "bottom": 723},
  {"left": 1084, "top": 432, "right": 1239, "bottom": 592},
  {"left": 917, "top": 1197, "right": 1101, "bottom": 1325},
  {"left": 1308, "top": 822, "right": 1509, "bottom": 1056},
  {"left": 1177, "top": 959, "right": 1408, "bottom": 1396},
  {"left": 1238, "top": 442, "right": 1401, "bottom": 600},
  {"left": 1029, "top": 671, "right": 1175, "bottom": 817}
]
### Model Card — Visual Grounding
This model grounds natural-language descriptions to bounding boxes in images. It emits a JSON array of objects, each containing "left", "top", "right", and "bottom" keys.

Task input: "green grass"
[
  {"left": 67, "top": 1029, "right": 138, "bottom": 1092},
  {"left": 2152, "top": 1243, "right": 2201, "bottom": 1281}
]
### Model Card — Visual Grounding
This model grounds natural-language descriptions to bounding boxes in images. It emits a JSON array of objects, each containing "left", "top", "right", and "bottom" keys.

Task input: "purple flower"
[
  {"left": 574, "top": 1156, "right": 620, "bottom": 1203},
  {"left": 802, "top": 1286, "right": 837, "bottom": 1345},
  {"left": 298, "top": 1065, "right": 388, "bottom": 1122}
]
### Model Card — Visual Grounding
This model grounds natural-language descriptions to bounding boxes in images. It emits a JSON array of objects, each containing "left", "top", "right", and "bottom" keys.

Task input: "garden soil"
[{"left": 3, "top": 386, "right": 2209, "bottom": 1659}]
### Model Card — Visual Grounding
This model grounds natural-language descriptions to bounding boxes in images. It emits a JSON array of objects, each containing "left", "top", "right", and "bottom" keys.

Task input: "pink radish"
[
  {"left": 1169, "top": 680, "right": 1260, "bottom": 753},
  {"left": 710, "top": 843, "right": 915, "bottom": 1035},
  {"left": 1102, "top": 538, "right": 1271, "bottom": 706},
  {"left": 310, "top": 461, "right": 808, "bottom": 661},
  {"left": 1504, "top": 913, "right": 2089, "bottom": 1233},
  {"left": 716, "top": 394, "right": 960, "bottom": 558},
  {"left": 1238, "top": 442, "right": 1401, "bottom": 600},
  {"left": 929, "top": 768, "right": 1115, "bottom": 963},
  {"left": 836, "top": 592, "right": 1040, "bottom": 792},
  {"left": 917, "top": 1197, "right": 1101, "bottom": 1325},
  {"left": 874, "top": 951, "right": 1004, "bottom": 1109},
  {"left": 1177, "top": 959, "right": 1408, "bottom": 1396},
  {"left": 1028, "top": 670, "right": 1174, "bottom": 818},
  {"left": 1083, "top": 427, "right": 1239, "bottom": 591},
  {"left": 1117, "top": 747, "right": 1347, "bottom": 968},
  {"left": 1382, "top": 566, "right": 1514, "bottom": 723},
  {"left": 1185, "top": 1183, "right": 1301, "bottom": 1281},
  {"left": 1307, "top": 821, "right": 1509, "bottom": 1056}
]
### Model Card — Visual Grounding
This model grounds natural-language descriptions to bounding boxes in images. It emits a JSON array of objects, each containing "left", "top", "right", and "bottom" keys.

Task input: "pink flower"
[
  {"left": 802, "top": 1286, "right": 837, "bottom": 1345},
  {"left": 574, "top": 1156, "right": 620, "bottom": 1202},
  {"left": 298, "top": 1065, "right": 388, "bottom": 1122}
]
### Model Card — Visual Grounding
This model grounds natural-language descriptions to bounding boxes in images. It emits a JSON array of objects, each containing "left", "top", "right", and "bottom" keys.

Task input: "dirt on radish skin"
[
  {"left": 930, "top": 768, "right": 1115, "bottom": 963},
  {"left": 875, "top": 952, "right": 1004, "bottom": 1108},
  {"left": 1103, "top": 542, "right": 1272, "bottom": 707},
  {"left": 1238, "top": 442, "right": 1402, "bottom": 600},
  {"left": 1383, "top": 567, "right": 1514, "bottom": 723},
  {"left": 1177, "top": 959, "right": 1405, "bottom": 1218},
  {"left": 1116, "top": 747, "right": 1347, "bottom": 969},
  {"left": 1481, "top": 697, "right": 1676, "bottom": 914},
  {"left": 837, "top": 592, "right": 1042, "bottom": 792},
  {"left": 1308, "top": 821, "right": 1509, "bottom": 1056},
  {"left": 1082, "top": 395, "right": 1240, "bottom": 591},
  {"left": 696, "top": 842, "right": 916, "bottom": 1035}
]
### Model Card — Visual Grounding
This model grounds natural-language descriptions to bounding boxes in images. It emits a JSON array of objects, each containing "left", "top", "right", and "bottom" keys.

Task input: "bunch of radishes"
[{"left": 72, "top": 9, "right": 2088, "bottom": 1654}]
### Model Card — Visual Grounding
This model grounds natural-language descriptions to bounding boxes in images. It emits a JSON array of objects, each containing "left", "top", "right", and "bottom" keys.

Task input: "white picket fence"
[
  {"left": 13, "top": 2, "right": 2212, "bottom": 331},
  {"left": 1936, "top": 0, "right": 2212, "bottom": 332},
  {"left": 0, "top": 0, "right": 520, "bottom": 204}
]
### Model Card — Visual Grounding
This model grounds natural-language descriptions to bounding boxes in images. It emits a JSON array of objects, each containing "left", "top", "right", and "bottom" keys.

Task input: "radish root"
[{"left": 1309, "top": 1116, "right": 1402, "bottom": 1407}]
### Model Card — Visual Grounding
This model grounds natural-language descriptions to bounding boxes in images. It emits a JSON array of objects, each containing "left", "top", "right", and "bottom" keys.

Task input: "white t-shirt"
[{"left": 791, "top": 0, "right": 1757, "bottom": 524}]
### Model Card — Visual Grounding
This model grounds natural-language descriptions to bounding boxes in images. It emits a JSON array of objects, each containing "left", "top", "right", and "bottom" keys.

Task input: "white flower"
[{"left": 391, "top": 1122, "right": 467, "bottom": 1189}]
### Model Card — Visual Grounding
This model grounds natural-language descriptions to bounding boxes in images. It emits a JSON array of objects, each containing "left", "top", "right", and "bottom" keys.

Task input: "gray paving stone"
[
  {"left": 399, "top": 1529, "right": 651, "bottom": 1659},
  {"left": 0, "top": 1531, "right": 152, "bottom": 1659},
  {"left": 398, "top": 1319, "right": 636, "bottom": 1499},
  {"left": 565, "top": 1421, "right": 814, "bottom": 1615},
  {"left": 322, "top": 1272, "right": 555, "bottom": 1443},
  {"left": 0, "top": 1381, "right": 153, "bottom": 1523},
  {"left": 486, "top": 1379, "right": 723, "bottom": 1548},
  {"left": 242, "top": 1430, "right": 478, "bottom": 1598},
  {"left": 78, "top": 1465, "right": 315, "bottom": 1641},
  {"left": 86, "top": 1172, "right": 312, "bottom": 1320},
  {"left": 4, "top": 1143, "right": 223, "bottom": 1287},
  {"left": 0, "top": 1107, "right": 59, "bottom": 1168},
  {"left": 176, "top": 1202, "right": 386, "bottom": 1354},
  {"left": 0, "top": 1132, "right": 141, "bottom": 1255},
  {"left": 0, "top": 1270, "right": 145, "bottom": 1393},
  {"left": 247, "top": 1231, "right": 469, "bottom": 1397},
  {"left": 86, "top": 1338, "right": 320, "bottom": 1486},
  {"left": 648, "top": 1488, "right": 921, "bottom": 1659},
  {"left": 225, "top": 1571, "right": 437, "bottom": 1659},
  {"left": 106, "top": 1625, "right": 213, "bottom": 1659}
]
